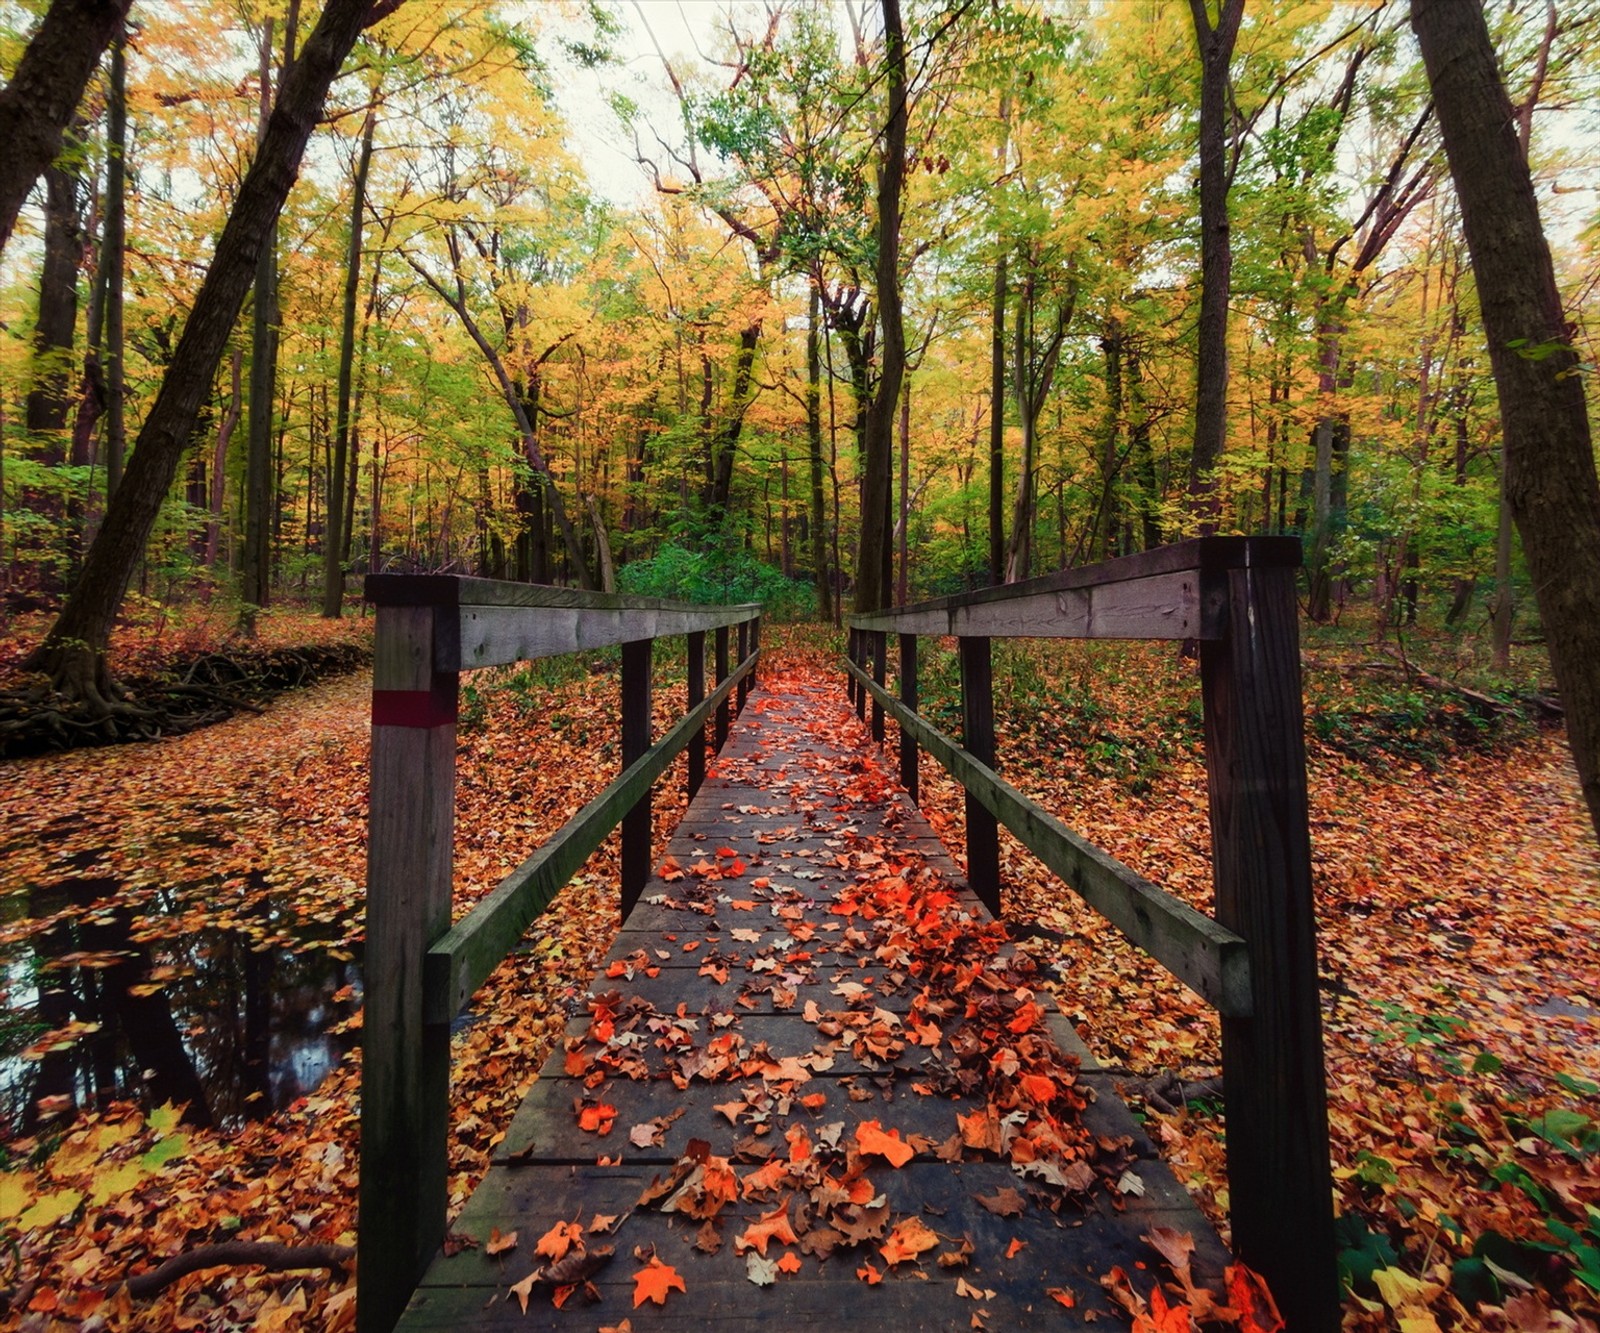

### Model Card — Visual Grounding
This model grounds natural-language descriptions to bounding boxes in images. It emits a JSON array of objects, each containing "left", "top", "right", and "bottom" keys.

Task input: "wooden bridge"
[{"left": 358, "top": 538, "right": 1338, "bottom": 1333}]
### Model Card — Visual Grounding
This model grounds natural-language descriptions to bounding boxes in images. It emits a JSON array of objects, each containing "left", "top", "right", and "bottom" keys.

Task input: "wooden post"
[
  {"left": 898, "top": 632, "right": 918, "bottom": 801},
  {"left": 687, "top": 630, "right": 706, "bottom": 799},
  {"left": 359, "top": 602, "right": 456, "bottom": 1333},
  {"left": 959, "top": 635, "right": 1000, "bottom": 916},
  {"left": 846, "top": 628, "right": 858, "bottom": 708},
  {"left": 621, "top": 637, "right": 653, "bottom": 919},
  {"left": 714, "top": 625, "right": 730, "bottom": 751},
  {"left": 749, "top": 615, "right": 760, "bottom": 685},
  {"left": 854, "top": 628, "right": 868, "bottom": 722},
  {"left": 737, "top": 619, "right": 750, "bottom": 710},
  {"left": 870, "top": 629, "right": 886, "bottom": 743},
  {"left": 1200, "top": 546, "right": 1337, "bottom": 1332}
]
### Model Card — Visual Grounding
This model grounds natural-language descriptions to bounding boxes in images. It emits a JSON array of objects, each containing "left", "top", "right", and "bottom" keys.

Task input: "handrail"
[
  {"left": 840, "top": 656, "right": 1250, "bottom": 1016},
  {"left": 424, "top": 649, "right": 756, "bottom": 1023},
  {"left": 843, "top": 534, "right": 1336, "bottom": 1332},
  {"left": 357, "top": 574, "right": 760, "bottom": 1333}
]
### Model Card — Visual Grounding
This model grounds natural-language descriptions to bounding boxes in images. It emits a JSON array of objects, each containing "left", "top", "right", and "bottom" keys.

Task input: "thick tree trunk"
[
  {"left": 1412, "top": 0, "right": 1600, "bottom": 840},
  {"left": 25, "top": 158, "right": 85, "bottom": 450},
  {"left": 0, "top": 0, "right": 133, "bottom": 257},
  {"left": 321, "top": 103, "right": 376, "bottom": 617},
  {"left": 25, "top": 0, "right": 397, "bottom": 706},
  {"left": 1185, "top": 0, "right": 1244, "bottom": 521},
  {"left": 853, "top": 0, "right": 906, "bottom": 615}
]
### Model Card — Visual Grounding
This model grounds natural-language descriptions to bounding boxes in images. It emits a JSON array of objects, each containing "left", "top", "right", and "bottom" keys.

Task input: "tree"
[
  {"left": 853, "top": 0, "right": 907, "bottom": 614},
  {"left": 1411, "top": 0, "right": 1600, "bottom": 842},
  {"left": 1185, "top": 0, "right": 1244, "bottom": 520},
  {"left": 0, "top": 0, "right": 133, "bottom": 256},
  {"left": 25, "top": 0, "right": 406, "bottom": 710}
]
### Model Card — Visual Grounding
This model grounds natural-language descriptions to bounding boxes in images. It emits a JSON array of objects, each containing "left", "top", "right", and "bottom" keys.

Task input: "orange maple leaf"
[
  {"left": 735, "top": 1199, "right": 799, "bottom": 1255},
  {"left": 879, "top": 1216, "right": 940, "bottom": 1266},
  {"left": 857, "top": 1261, "right": 884, "bottom": 1285},
  {"left": 577, "top": 1102, "right": 617, "bottom": 1135},
  {"left": 855, "top": 1119, "right": 914, "bottom": 1167},
  {"left": 777, "top": 1253, "right": 802, "bottom": 1274},
  {"left": 632, "top": 1257, "right": 686, "bottom": 1308},
  {"left": 534, "top": 1219, "right": 583, "bottom": 1262},
  {"left": 1225, "top": 1264, "right": 1285, "bottom": 1333}
]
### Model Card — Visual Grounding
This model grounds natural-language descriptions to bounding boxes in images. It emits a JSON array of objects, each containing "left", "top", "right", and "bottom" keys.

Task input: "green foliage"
[{"left": 617, "top": 544, "right": 815, "bottom": 621}]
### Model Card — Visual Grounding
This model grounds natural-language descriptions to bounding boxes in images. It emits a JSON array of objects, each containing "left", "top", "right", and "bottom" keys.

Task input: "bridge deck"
[{"left": 396, "top": 668, "right": 1231, "bottom": 1329}]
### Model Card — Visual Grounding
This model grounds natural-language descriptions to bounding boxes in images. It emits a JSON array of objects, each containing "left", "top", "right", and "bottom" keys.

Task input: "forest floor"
[{"left": 0, "top": 609, "right": 1596, "bottom": 1331}]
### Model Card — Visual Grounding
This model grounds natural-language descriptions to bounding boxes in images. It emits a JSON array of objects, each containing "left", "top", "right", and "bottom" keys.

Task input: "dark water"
[{"left": 1, "top": 865, "right": 362, "bottom": 1134}]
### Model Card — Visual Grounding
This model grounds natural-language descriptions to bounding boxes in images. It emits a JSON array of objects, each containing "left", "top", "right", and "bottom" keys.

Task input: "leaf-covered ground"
[{"left": 0, "top": 623, "right": 1596, "bottom": 1330}]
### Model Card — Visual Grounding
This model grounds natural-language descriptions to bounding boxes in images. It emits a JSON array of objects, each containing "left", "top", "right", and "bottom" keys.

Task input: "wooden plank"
[
  {"left": 359, "top": 606, "right": 455, "bottom": 1333},
  {"left": 454, "top": 604, "right": 758, "bottom": 672},
  {"left": 843, "top": 657, "right": 1251, "bottom": 1017},
  {"left": 1201, "top": 562, "right": 1337, "bottom": 1328},
  {"left": 424, "top": 655, "right": 755, "bottom": 1024},
  {"left": 366, "top": 571, "right": 759, "bottom": 619},
  {"left": 851, "top": 567, "right": 1214, "bottom": 640},
  {"left": 621, "top": 638, "right": 653, "bottom": 919},
  {"left": 846, "top": 536, "right": 1301, "bottom": 637},
  {"left": 959, "top": 635, "right": 1000, "bottom": 916},
  {"left": 898, "top": 633, "right": 918, "bottom": 801},
  {"left": 687, "top": 631, "right": 706, "bottom": 798}
]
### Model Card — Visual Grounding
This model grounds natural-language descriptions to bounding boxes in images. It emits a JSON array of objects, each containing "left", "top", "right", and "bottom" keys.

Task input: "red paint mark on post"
[{"left": 371, "top": 687, "right": 458, "bottom": 728}]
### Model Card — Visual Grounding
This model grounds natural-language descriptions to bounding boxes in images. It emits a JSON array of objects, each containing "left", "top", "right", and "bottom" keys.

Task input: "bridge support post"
[
  {"left": 687, "top": 631, "right": 706, "bottom": 799},
  {"left": 737, "top": 619, "right": 750, "bottom": 710},
  {"left": 621, "top": 637, "right": 653, "bottom": 919},
  {"left": 870, "top": 630, "right": 887, "bottom": 742},
  {"left": 714, "top": 626, "right": 730, "bottom": 751},
  {"left": 1201, "top": 552, "right": 1338, "bottom": 1332},
  {"left": 359, "top": 603, "right": 456, "bottom": 1333},
  {"left": 854, "top": 629, "right": 868, "bottom": 722},
  {"left": 898, "top": 633, "right": 918, "bottom": 801},
  {"left": 958, "top": 634, "right": 1000, "bottom": 916}
]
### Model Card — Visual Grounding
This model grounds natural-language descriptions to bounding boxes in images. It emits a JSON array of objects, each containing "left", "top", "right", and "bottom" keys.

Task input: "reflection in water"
[{"left": 1, "top": 874, "right": 362, "bottom": 1135}]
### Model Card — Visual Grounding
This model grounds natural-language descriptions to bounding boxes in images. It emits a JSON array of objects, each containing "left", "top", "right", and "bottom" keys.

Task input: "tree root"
[
  {"left": 119, "top": 1241, "right": 354, "bottom": 1298},
  {"left": 0, "top": 642, "right": 368, "bottom": 758}
]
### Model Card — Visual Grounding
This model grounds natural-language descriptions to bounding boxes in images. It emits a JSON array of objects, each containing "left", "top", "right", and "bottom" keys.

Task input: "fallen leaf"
[{"left": 632, "top": 1257, "right": 686, "bottom": 1308}]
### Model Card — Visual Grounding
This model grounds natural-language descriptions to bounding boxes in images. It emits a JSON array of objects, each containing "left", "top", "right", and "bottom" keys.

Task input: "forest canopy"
[{"left": 1, "top": 0, "right": 1596, "bottom": 638}]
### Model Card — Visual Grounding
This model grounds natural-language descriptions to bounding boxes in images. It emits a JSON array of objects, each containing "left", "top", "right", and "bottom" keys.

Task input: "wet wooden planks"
[{"left": 396, "top": 679, "right": 1230, "bottom": 1330}]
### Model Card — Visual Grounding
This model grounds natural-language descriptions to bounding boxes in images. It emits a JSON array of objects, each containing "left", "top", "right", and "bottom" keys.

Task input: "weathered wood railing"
[
  {"left": 358, "top": 575, "right": 760, "bottom": 1333},
  {"left": 844, "top": 536, "right": 1337, "bottom": 1333}
]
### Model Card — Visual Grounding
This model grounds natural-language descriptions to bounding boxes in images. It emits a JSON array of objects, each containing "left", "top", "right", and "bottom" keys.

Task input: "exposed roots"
[{"left": 0, "top": 642, "right": 368, "bottom": 759}]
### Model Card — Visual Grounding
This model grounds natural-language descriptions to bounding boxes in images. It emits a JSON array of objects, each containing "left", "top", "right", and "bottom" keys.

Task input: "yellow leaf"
[
  {"left": 89, "top": 1162, "right": 146, "bottom": 1206},
  {"left": 19, "top": 1188, "right": 82, "bottom": 1232},
  {"left": 0, "top": 1172, "right": 36, "bottom": 1222}
]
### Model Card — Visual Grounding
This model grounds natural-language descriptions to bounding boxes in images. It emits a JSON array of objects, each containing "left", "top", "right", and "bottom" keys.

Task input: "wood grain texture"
[
  {"left": 360, "top": 606, "right": 456, "bottom": 1333},
  {"left": 1201, "top": 564, "right": 1337, "bottom": 1330}
]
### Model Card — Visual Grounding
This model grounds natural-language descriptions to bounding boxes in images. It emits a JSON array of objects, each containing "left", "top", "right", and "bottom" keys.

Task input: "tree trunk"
[
  {"left": 25, "top": 0, "right": 397, "bottom": 707},
  {"left": 853, "top": 0, "right": 906, "bottom": 615},
  {"left": 807, "top": 282, "right": 831, "bottom": 621},
  {"left": 1412, "top": 0, "right": 1600, "bottom": 840},
  {"left": 0, "top": 0, "right": 133, "bottom": 257},
  {"left": 242, "top": 10, "right": 298, "bottom": 620},
  {"left": 988, "top": 249, "right": 1007, "bottom": 586},
  {"left": 1185, "top": 0, "right": 1244, "bottom": 521},
  {"left": 102, "top": 31, "right": 127, "bottom": 502},
  {"left": 321, "top": 102, "right": 375, "bottom": 617}
]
